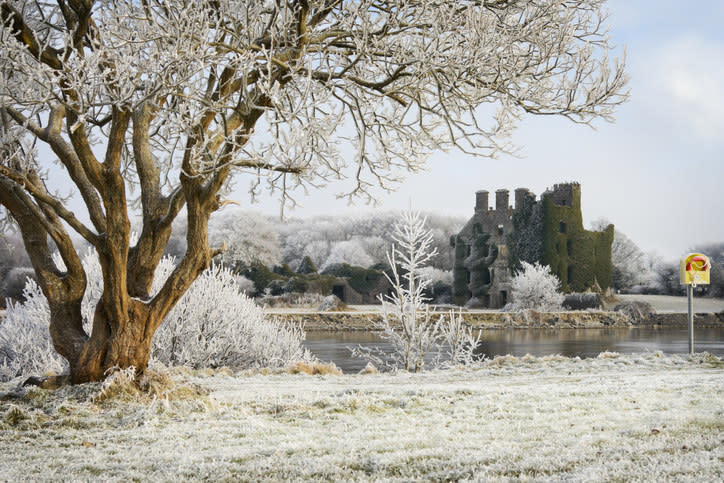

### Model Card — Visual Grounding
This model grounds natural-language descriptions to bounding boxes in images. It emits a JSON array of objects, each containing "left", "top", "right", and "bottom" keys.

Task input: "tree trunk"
[{"left": 64, "top": 297, "right": 158, "bottom": 384}]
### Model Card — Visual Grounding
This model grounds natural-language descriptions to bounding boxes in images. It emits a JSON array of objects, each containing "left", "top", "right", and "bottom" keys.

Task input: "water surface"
[{"left": 303, "top": 328, "right": 724, "bottom": 373}]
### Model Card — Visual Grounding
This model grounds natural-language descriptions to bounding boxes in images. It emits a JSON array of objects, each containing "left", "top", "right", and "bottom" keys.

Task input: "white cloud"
[{"left": 648, "top": 36, "right": 724, "bottom": 140}]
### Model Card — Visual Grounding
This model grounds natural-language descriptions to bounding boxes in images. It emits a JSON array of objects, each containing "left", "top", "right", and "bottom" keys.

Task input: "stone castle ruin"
[{"left": 452, "top": 182, "right": 613, "bottom": 308}]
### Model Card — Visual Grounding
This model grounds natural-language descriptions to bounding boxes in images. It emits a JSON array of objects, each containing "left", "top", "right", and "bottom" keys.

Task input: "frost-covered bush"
[
  {"left": 0, "top": 279, "right": 67, "bottom": 382},
  {"left": 416, "top": 266, "right": 453, "bottom": 285},
  {"left": 439, "top": 310, "right": 481, "bottom": 367},
  {"left": 152, "top": 263, "right": 309, "bottom": 370},
  {"left": 67, "top": 250, "right": 105, "bottom": 327},
  {"left": 235, "top": 275, "right": 256, "bottom": 296},
  {"left": 506, "top": 262, "right": 564, "bottom": 312},
  {"left": 0, "top": 253, "right": 309, "bottom": 381},
  {"left": 317, "top": 295, "right": 346, "bottom": 312}
]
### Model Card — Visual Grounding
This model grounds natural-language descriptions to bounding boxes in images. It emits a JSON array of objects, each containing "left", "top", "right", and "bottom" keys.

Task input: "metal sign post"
[
  {"left": 687, "top": 284, "right": 694, "bottom": 354},
  {"left": 680, "top": 253, "right": 710, "bottom": 355}
]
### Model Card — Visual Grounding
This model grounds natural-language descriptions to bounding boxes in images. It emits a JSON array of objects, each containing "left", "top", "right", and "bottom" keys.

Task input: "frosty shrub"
[
  {"left": 438, "top": 310, "right": 481, "bottom": 367},
  {"left": 353, "top": 211, "right": 478, "bottom": 372},
  {"left": 507, "top": 262, "right": 564, "bottom": 312},
  {"left": 0, "top": 279, "right": 67, "bottom": 382},
  {"left": 0, "top": 253, "right": 309, "bottom": 381},
  {"left": 0, "top": 249, "right": 102, "bottom": 381},
  {"left": 317, "top": 295, "right": 346, "bottom": 312},
  {"left": 235, "top": 275, "right": 256, "bottom": 296},
  {"left": 416, "top": 267, "right": 453, "bottom": 285},
  {"left": 152, "top": 263, "right": 310, "bottom": 370}
]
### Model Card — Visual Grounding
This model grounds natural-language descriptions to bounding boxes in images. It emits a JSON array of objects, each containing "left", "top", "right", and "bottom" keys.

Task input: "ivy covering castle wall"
[{"left": 538, "top": 185, "right": 613, "bottom": 293}]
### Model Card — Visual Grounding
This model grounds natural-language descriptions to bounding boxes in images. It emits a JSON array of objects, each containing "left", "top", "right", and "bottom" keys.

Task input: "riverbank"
[
  {"left": 270, "top": 309, "right": 724, "bottom": 331},
  {"left": 1, "top": 353, "right": 721, "bottom": 481}
]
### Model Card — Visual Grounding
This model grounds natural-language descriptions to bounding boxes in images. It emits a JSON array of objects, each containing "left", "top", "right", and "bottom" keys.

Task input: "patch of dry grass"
[
  {"left": 286, "top": 360, "right": 343, "bottom": 375},
  {"left": 92, "top": 365, "right": 210, "bottom": 405}
]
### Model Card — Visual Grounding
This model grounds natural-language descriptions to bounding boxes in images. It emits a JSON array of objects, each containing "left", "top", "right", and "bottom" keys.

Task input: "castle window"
[
  {"left": 566, "top": 240, "right": 572, "bottom": 255},
  {"left": 482, "top": 269, "right": 491, "bottom": 285},
  {"left": 497, "top": 225, "right": 504, "bottom": 235},
  {"left": 559, "top": 222, "right": 567, "bottom": 234},
  {"left": 567, "top": 265, "right": 574, "bottom": 284}
]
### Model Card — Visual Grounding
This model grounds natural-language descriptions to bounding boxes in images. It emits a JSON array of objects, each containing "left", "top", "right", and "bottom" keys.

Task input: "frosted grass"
[{"left": 1, "top": 352, "right": 722, "bottom": 481}]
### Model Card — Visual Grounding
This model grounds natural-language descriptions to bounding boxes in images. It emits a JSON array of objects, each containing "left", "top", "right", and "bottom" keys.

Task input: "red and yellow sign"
[{"left": 680, "top": 253, "right": 710, "bottom": 285}]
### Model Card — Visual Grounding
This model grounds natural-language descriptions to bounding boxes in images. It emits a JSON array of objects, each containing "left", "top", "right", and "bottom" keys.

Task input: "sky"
[
  {"left": 28, "top": 1, "right": 722, "bottom": 262},
  {"left": 241, "top": 0, "right": 724, "bottom": 262}
]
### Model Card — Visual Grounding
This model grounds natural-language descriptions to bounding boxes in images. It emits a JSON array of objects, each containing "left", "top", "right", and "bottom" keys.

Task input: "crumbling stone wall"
[
  {"left": 452, "top": 188, "right": 514, "bottom": 307},
  {"left": 452, "top": 182, "right": 613, "bottom": 308}
]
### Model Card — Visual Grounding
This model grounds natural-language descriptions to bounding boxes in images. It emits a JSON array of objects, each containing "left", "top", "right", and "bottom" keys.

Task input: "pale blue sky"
[
  {"left": 244, "top": 0, "right": 724, "bottom": 261},
  {"left": 38, "top": 1, "right": 722, "bottom": 261}
]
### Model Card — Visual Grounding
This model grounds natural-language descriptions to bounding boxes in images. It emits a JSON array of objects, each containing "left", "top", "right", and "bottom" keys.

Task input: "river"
[{"left": 303, "top": 327, "right": 724, "bottom": 373}]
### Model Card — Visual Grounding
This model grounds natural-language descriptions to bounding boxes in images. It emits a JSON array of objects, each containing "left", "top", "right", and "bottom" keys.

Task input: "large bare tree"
[{"left": 0, "top": 0, "right": 627, "bottom": 383}]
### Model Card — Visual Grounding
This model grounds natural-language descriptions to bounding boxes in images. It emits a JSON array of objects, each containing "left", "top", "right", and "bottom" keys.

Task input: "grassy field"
[{"left": 1, "top": 352, "right": 722, "bottom": 481}]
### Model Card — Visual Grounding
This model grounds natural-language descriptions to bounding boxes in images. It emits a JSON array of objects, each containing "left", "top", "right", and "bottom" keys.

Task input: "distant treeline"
[{"left": 2, "top": 212, "right": 722, "bottom": 304}]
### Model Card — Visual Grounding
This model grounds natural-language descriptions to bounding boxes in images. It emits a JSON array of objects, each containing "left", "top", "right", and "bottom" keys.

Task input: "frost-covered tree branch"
[{"left": 0, "top": 0, "right": 627, "bottom": 382}]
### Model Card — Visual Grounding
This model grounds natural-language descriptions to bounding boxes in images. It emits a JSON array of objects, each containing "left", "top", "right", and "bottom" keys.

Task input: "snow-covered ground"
[
  {"left": 616, "top": 294, "right": 724, "bottom": 313},
  {"left": 1, "top": 353, "right": 722, "bottom": 481}
]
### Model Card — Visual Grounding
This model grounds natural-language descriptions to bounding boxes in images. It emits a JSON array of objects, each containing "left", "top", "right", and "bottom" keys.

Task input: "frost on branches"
[
  {"left": 354, "top": 211, "right": 478, "bottom": 372},
  {"left": 507, "top": 262, "right": 565, "bottom": 312},
  {"left": 0, "top": 0, "right": 627, "bottom": 382},
  {"left": 320, "top": 239, "right": 375, "bottom": 272},
  {"left": 0, "top": 252, "right": 308, "bottom": 382},
  {"left": 209, "top": 210, "right": 282, "bottom": 270}
]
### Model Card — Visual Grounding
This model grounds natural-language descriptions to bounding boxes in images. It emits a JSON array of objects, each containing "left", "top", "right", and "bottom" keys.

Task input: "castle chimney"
[
  {"left": 475, "top": 190, "right": 489, "bottom": 212},
  {"left": 495, "top": 189, "right": 509, "bottom": 211},
  {"left": 515, "top": 188, "right": 530, "bottom": 210}
]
